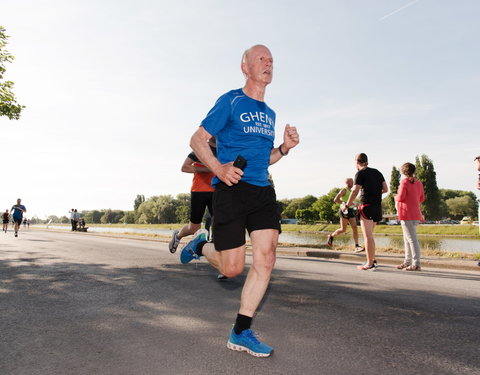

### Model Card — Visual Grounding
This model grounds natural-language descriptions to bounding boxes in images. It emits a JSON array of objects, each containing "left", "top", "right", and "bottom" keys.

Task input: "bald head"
[
  {"left": 241, "top": 44, "right": 271, "bottom": 65},
  {"left": 240, "top": 44, "right": 273, "bottom": 86}
]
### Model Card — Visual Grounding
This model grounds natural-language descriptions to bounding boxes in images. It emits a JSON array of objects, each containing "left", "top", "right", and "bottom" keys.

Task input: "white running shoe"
[{"left": 169, "top": 230, "right": 180, "bottom": 254}]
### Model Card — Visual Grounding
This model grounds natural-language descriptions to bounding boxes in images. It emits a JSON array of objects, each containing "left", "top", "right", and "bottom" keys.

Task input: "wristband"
[{"left": 278, "top": 144, "right": 289, "bottom": 156}]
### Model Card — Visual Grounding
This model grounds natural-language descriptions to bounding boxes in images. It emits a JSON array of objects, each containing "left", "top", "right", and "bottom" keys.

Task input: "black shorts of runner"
[
  {"left": 212, "top": 181, "right": 281, "bottom": 251},
  {"left": 190, "top": 191, "right": 213, "bottom": 224},
  {"left": 358, "top": 204, "right": 382, "bottom": 223},
  {"left": 2, "top": 220, "right": 9, "bottom": 224},
  {"left": 13, "top": 217, "right": 23, "bottom": 225},
  {"left": 338, "top": 207, "right": 357, "bottom": 220}
]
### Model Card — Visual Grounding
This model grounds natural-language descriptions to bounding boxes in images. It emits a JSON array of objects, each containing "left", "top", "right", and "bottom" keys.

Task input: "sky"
[{"left": 1, "top": 0, "right": 479, "bottom": 219}]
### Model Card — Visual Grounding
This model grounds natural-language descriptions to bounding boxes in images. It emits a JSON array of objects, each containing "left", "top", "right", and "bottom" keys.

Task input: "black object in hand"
[{"left": 233, "top": 155, "right": 247, "bottom": 170}]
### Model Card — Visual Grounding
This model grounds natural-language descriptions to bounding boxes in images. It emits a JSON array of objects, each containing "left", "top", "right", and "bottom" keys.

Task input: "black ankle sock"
[
  {"left": 196, "top": 240, "right": 207, "bottom": 256},
  {"left": 234, "top": 314, "right": 252, "bottom": 334}
]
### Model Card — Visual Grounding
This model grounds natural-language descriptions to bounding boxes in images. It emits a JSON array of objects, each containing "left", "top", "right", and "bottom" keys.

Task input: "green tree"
[
  {"left": 278, "top": 198, "right": 292, "bottom": 218},
  {"left": 312, "top": 188, "right": 340, "bottom": 223},
  {"left": 134, "top": 194, "right": 145, "bottom": 211},
  {"left": 440, "top": 189, "right": 478, "bottom": 220},
  {"left": 155, "top": 195, "right": 177, "bottom": 223},
  {"left": 175, "top": 205, "right": 190, "bottom": 224},
  {"left": 385, "top": 166, "right": 401, "bottom": 214},
  {"left": 295, "top": 208, "right": 319, "bottom": 224},
  {"left": 0, "top": 26, "right": 25, "bottom": 120},
  {"left": 445, "top": 195, "right": 477, "bottom": 220},
  {"left": 415, "top": 155, "right": 443, "bottom": 220},
  {"left": 121, "top": 211, "right": 136, "bottom": 224},
  {"left": 283, "top": 195, "right": 317, "bottom": 218}
]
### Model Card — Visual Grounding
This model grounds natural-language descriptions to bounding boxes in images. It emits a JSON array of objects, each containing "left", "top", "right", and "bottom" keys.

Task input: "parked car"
[
  {"left": 460, "top": 216, "right": 473, "bottom": 225},
  {"left": 386, "top": 220, "right": 400, "bottom": 225}
]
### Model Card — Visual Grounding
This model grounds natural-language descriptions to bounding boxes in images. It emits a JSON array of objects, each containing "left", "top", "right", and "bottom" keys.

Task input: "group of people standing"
[
  {"left": 69, "top": 209, "right": 85, "bottom": 231},
  {"left": 2, "top": 198, "right": 27, "bottom": 237}
]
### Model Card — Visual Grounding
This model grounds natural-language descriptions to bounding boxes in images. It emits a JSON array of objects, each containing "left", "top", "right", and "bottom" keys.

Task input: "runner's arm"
[
  {"left": 270, "top": 124, "right": 299, "bottom": 165},
  {"left": 181, "top": 157, "right": 211, "bottom": 174},
  {"left": 334, "top": 189, "right": 346, "bottom": 204},
  {"left": 382, "top": 181, "right": 388, "bottom": 194},
  {"left": 345, "top": 185, "right": 361, "bottom": 207},
  {"left": 190, "top": 126, "right": 242, "bottom": 186}
]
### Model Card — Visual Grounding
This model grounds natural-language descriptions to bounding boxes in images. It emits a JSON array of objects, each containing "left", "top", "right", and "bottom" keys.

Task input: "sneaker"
[
  {"left": 169, "top": 230, "right": 180, "bottom": 254},
  {"left": 357, "top": 260, "right": 377, "bottom": 271},
  {"left": 180, "top": 229, "right": 208, "bottom": 264},
  {"left": 14, "top": 232, "right": 18, "bottom": 237},
  {"left": 217, "top": 274, "right": 228, "bottom": 280},
  {"left": 227, "top": 328, "right": 273, "bottom": 357},
  {"left": 354, "top": 245, "right": 365, "bottom": 253},
  {"left": 327, "top": 234, "right": 334, "bottom": 247}
]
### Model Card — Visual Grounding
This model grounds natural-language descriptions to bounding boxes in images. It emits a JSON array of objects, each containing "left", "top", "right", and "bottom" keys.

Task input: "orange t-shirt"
[{"left": 191, "top": 161, "right": 215, "bottom": 192}]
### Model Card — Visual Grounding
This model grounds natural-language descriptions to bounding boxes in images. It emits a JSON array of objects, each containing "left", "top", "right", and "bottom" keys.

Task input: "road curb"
[
  {"left": 275, "top": 247, "right": 480, "bottom": 272},
  {"left": 33, "top": 228, "right": 479, "bottom": 272}
]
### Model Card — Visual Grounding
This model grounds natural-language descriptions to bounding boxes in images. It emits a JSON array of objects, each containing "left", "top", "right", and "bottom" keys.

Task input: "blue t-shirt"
[
  {"left": 11, "top": 205, "right": 26, "bottom": 219},
  {"left": 201, "top": 88, "right": 276, "bottom": 187}
]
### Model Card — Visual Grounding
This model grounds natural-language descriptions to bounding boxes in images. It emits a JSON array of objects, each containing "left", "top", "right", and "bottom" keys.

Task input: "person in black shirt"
[{"left": 345, "top": 153, "right": 388, "bottom": 271}]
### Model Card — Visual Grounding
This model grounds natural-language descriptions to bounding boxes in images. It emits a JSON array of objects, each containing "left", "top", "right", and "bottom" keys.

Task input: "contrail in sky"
[{"left": 379, "top": 0, "right": 421, "bottom": 21}]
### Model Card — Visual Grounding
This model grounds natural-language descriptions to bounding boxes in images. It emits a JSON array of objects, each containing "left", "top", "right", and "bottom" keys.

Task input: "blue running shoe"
[
  {"left": 227, "top": 328, "right": 273, "bottom": 357},
  {"left": 180, "top": 229, "right": 208, "bottom": 264}
]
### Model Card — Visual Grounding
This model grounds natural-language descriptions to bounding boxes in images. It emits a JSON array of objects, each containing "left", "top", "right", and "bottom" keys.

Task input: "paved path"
[{"left": 1, "top": 230, "right": 479, "bottom": 374}]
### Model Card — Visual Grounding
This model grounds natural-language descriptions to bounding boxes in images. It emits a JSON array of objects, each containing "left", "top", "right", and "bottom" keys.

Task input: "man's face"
[
  {"left": 17, "top": 199, "right": 21, "bottom": 205},
  {"left": 243, "top": 46, "right": 273, "bottom": 86},
  {"left": 346, "top": 179, "right": 353, "bottom": 189}
]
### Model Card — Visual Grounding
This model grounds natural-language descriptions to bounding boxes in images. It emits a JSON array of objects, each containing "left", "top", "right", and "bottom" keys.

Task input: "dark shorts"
[
  {"left": 358, "top": 204, "right": 382, "bottom": 223},
  {"left": 190, "top": 191, "right": 213, "bottom": 224},
  {"left": 338, "top": 207, "right": 357, "bottom": 220},
  {"left": 13, "top": 217, "right": 23, "bottom": 225},
  {"left": 212, "top": 181, "right": 281, "bottom": 251},
  {"left": 2, "top": 219, "right": 9, "bottom": 224}
]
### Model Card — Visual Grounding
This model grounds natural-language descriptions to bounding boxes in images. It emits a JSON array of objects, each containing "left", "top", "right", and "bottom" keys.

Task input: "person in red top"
[
  {"left": 395, "top": 162, "right": 425, "bottom": 271},
  {"left": 169, "top": 137, "right": 216, "bottom": 254}
]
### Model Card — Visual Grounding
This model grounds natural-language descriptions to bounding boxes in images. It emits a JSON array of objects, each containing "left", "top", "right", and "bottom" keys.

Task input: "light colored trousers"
[{"left": 400, "top": 220, "right": 421, "bottom": 267}]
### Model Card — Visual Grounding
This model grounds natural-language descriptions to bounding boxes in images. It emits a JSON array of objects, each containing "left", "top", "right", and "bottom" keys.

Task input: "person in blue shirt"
[
  {"left": 180, "top": 44, "right": 299, "bottom": 357},
  {"left": 11, "top": 198, "right": 26, "bottom": 238}
]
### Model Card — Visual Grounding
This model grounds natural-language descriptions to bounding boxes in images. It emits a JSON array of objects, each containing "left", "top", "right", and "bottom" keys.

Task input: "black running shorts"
[
  {"left": 190, "top": 192, "right": 213, "bottom": 224},
  {"left": 338, "top": 207, "right": 357, "bottom": 220},
  {"left": 13, "top": 217, "right": 22, "bottom": 225},
  {"left": 358, "top": 204, "right": 382, "bottom": 223},
  {"left": 212, "top": 181, "right": 281, "bottom": 251}
]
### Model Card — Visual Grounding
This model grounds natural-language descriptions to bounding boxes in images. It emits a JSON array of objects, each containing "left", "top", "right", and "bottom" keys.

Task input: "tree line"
[{"left": 34, "top": 154, "right": 477, "bottom": 225}]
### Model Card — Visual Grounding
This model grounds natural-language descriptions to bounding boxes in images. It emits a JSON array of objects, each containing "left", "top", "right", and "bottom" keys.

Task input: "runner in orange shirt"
[{"left": 169, "top": 137, "right": 216, "bottom": 254}]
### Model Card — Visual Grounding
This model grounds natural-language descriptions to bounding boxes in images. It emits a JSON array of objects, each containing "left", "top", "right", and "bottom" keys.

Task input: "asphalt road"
[{"left": 1, "top": 229, "right": 479, "bottom": 375}]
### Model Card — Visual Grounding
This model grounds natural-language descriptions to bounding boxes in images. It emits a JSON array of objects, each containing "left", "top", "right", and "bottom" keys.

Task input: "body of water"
[{"left": 35, "top": 225, "right": 480, "bottom": 254}]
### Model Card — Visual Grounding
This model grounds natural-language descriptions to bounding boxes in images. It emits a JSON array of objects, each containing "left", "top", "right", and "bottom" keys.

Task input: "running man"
[
  {"left": 326, "top": 178, "right": 364, "bottom": 252},
  {"left": 344, "top": 153, "right": 388, "bottom": 270},
  {"left": 180, "top": 44, "right": 299, "bottom": 357},
  {"left": 2, "top": 209, "right": 10, "bottom": 233},
  {"left": 11, "top": 198, "right": 27, "bottom": 238},
  {"left": 169, "top": 137, "right": 216, "bottom": 254}
]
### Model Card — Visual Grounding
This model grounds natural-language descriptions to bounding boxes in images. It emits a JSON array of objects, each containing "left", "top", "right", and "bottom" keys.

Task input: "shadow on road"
[{"left": 0, "top": 251, "right": 479, "bottom": 374}]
